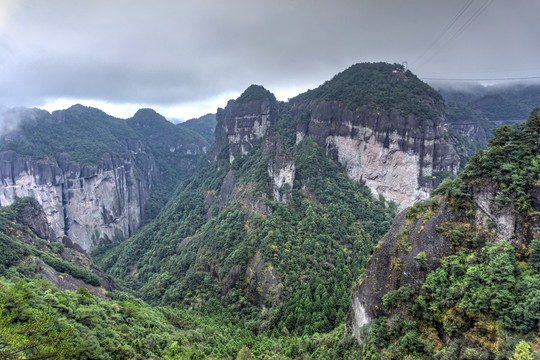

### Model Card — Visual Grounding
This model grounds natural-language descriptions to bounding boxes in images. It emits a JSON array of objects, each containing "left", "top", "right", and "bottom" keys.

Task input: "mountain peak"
[
  {"left": 132, "top": 108, "right": 167, "bottom": 122},
  {"left": 236, "top": 84, "right": 276, "bottom": 104},
  {"left": 291, "top": 62, "right": 443, "bottom": 119}
]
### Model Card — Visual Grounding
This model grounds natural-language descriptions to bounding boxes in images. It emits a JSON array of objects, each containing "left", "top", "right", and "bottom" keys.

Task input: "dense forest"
[
  {"left": 435, "top": 82, "right": 540, "bottom": 122},
  {"left": 291, "top": 63, "right": 444, "bottom": 120}
]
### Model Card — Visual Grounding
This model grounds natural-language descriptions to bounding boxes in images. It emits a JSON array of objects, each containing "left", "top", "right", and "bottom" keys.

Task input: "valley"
[{"left": 0, "top": 63, "right": 538, "bottom": 359}]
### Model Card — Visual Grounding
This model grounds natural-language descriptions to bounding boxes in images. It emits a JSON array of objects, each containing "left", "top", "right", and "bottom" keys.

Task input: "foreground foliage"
[{"left": 0, "top": 277, "right": 361, "bottom": 359}]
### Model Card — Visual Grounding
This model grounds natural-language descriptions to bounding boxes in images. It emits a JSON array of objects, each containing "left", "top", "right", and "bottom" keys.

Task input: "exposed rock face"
[
  {"left": 449, "top": 122, "right": 488, "bottom": 148},
  {"left": 214, "top": 99, "right": 277, "bottom": 163},
  {"left": 214, "top": 94, "right": 459, "bottom": 209},
  {"left": 347, "top": 182, "right": 540, "bottom": 338},
  {"left": 0, "top": 105, "right": 210, "bottom": 251},
  {"left": 263, "top": 133, "right": 295, "bottom": 203},
  {"left": 347, "top": 200, "right": 454, "bottom": 335},
  {"left": 19, "top": 197, "right": 55, "bottom": 241},
  {"left": 11, "top": 199, "right": 118, "bottom": 298},
  {"left": 0, "top": 146, "right": 157, "bottom": 250},
  {"left": 295, "top": 101, "right": 460, "bottom": 208}
]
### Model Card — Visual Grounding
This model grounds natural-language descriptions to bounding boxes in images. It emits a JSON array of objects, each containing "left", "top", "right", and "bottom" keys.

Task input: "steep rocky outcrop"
[
  {"left": 263, "top": 132, "right": 295, "bottom": 203},
  {"left": 449, "top": 122, "right": 488, "bottom": 146},
  {"left": 212, "top": 65, "right": 461, "bottom": 209},
  {"left": 348, "top": 178, "right": 540, "bottom": 333},
  {"left": 295, "top": 101, "right": 459, "bottom": 208},
  {"left": 1, "top": 197, "right": 118, "bottom": 298},
  {"left": 213, "top": 86, "right": 278, "bottom": 164},
  {"left": 0, "top": 148, "right": 156, "bottom": 251},
  {"left": 348, "top": 128, "right": 540, "bottom": 347},
  {"left": 0, "top": 105, "right": 208, "bottom": 250}
]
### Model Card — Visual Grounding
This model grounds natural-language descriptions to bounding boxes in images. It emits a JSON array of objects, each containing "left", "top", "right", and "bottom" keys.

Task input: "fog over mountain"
[{"left": 0, "top": 0, "right": 539, "bottom": 119}]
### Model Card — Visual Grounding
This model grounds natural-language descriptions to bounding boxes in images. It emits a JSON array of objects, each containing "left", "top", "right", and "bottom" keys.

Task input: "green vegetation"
[
  {"left": 0, "top": 105, "right": 139, "bottom": 166},
  {"left": 178, "top": 113, "right": 217, "bottom": 144},
  {"left": 0, "top": 277, "right": 362, "bottom": 359},
  {"left": 95, "top": 137, "right": 395, "bottom": 340},
  {"left": 0, "top": 198, "right": 102, "bottom": 287},
  {"left": 470, "top": 94, "right": 531, "bottom": 122},
  {"left": 126, "top": 109, "right": 207, "bottom": 222},
  {"left": 0, "top": 105, "right": 208, "bottom": 224},
  {"left": 236, "top": 85, "right": 277, "bottom": 103},
  {"left": 362, "top": 240, "right": 540, "bottom": 360},
  {"left": 463, "top": 107, "right": 540, "bottom": 212},
  {"left": 359, "top": 108, "right": 540, "bottom": 359},
  {"left": 291, "top": 62, "right": 443, "bottom": 119},
  {"left": 437, "top": 82, "right": 540, "bottom": 122},
  {"left": 0, "top": 295, "right": 75, "bottom": 359},
  {"left": 2, "top": 67, "right": 537, "bottom": 358},
  {"left": 0, "top": 194, "right": 367, "bottom": 359}
]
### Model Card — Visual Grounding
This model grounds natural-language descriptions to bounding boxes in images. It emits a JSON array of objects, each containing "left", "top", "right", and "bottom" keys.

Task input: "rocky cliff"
[
  {"left": 214, "top": 65, "right": 461, "bottom": 208},
  {"left": 0, "top": 105, "right": 208, "bottom": 250},
  {"left": 213, "top": 85, "right": 278, "bottom": 164},
  {"left": 348, "top": 185, "right": 540, "bottom": 332},
  {"left": 0, "top": 146, "right": 156, "bottom": 251},
  {"left": 0, "top": 197, "right": 117, "bottom": 297},
  {"left": 294, "top": 101, "right": 459, "bottom": 207}
]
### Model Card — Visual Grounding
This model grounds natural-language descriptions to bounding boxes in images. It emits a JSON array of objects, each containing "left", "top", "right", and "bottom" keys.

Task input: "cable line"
[
  {"left": 416, "top": 0, "right": 494, "bottom": 67},
  {"left": 412, "top": 0, "right": 474, "bottom": 66},
  {"left": 421, "top": 75, "right": 540, "bottom": 81}
]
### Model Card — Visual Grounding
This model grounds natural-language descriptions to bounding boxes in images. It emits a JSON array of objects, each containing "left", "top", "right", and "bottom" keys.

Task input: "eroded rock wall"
[
  {"left": 0, "top": 144, "right": 157, "bottom": 251},
  {"left": 214, "top": 99, "right": 277, "bottom": 164},
  {"left": 295, "top": 101, "right": 460, "bottom": 208},
  {"left": 347, "top": 182, "right": 540, "bottom": 338}
]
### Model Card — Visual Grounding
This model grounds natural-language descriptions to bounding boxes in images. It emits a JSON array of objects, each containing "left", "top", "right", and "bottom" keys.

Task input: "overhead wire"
[
  {"left": 415, "top": 0, "right": 494, "bottom": 67},
  {"left": 421, "top": 75, "right": 540, "bottom": 82},
  {"left": 440, "top": 0, "right": 494, "bottom": 52},
  {"left": 411, "top": 0, "right": 474, "bottom": 66}
]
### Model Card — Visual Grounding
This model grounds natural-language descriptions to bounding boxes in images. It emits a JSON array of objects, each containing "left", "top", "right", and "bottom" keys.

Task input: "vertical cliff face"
[
  {"left": 213, "top": 85, "right": 278, "bottom": 164},
  {"left": 295, "top": 101, "right": 459, "bottom": 208},
  {"left": 348, "top": 183, "right": 540, "bottom": 338},
  {"left": 213, "top": 65, "right": 462, "bottom": 209},
  {"left": 0, "top": 105, "right": 208, "bottom": 251},
  {"left": 0, "top": 146, "right": 156, "bottom": 251},
  {"left": 263, "top": 133, "right": 295, "bottom": 203}
]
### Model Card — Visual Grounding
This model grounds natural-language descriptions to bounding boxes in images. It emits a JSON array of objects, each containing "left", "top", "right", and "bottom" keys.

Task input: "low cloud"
[{"left": 1, "top": 1, "right": 539, "bottom": 111}]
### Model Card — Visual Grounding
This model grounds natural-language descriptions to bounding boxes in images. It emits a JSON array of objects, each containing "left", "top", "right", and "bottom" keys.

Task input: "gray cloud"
[{"left": 1, "top": 0, "right": 539, "bottom": 109}]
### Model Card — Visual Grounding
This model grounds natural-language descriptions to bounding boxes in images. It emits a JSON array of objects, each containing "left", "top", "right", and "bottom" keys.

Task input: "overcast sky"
[{"left": 1, "top": 0, "right": 539, "bottom": 120}]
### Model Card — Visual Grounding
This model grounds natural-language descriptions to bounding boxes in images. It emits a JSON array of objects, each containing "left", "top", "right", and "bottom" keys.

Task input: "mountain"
[
  {"left": 96, "top": 81, "right": 396, "bottom": 337},
  {"left": 0, "top": 105, "right": 209, "bottom": 250},
  {"left": 96, "top": 63, "right": 465, "bottom": 337},
  {"left": 0, "top": 197, "right": 116, "bottom": 296},
  {"left": 348, "top": 108, "right": 540, "bottom": 359},
  {"left": 0, "top": 63, "right": 537, "bottom": 359},
  {"left": 220, "top": 64, "right": 461, "bottom": 208},
  {"left": 178, "top": 113, "right": 217, "bottom": 144},
  {"left": 434, "top": 81, "right": 540, "bottom": 126}
]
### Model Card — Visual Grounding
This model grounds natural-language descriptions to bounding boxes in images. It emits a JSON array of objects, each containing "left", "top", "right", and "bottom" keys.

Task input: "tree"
[
  {"left": 511, "top": 341, "right": 533, "bottom": 360},
  {"left": 236, "top": 345, "right": 253, "bottom": 360},
  {"left": 524, "top": 107, "right": 540, "bottom": 149},
  {"left": 0, "top": 305, "right": 76, "bottom": 359}
]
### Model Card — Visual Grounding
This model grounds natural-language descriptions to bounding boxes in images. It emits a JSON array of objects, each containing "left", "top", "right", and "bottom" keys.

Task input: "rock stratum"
[
  {"left": 0, "top": 105, "right": 209, "bottom": 250},
  {"left": 215, "top": 64, "right": 461, "bottom": 208},
  {"left": 0, "top": 148, "right": 155, "bottom": 251}
]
